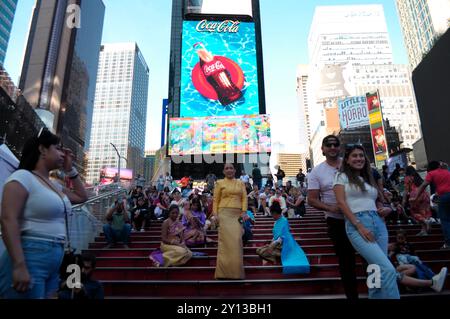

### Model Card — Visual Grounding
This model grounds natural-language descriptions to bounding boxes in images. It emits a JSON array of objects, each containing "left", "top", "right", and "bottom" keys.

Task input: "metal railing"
[{"left": 68, "top": 184, "right": 128, "bottom": 253}]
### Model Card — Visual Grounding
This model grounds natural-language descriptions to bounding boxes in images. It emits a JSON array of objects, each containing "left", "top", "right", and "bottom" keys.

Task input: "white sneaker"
[
  {"left": 140, "top": 228, "right": 145, "bottom": 232},
  {"left": 431, "top": 267, "right": 447, "bottom": 292}
]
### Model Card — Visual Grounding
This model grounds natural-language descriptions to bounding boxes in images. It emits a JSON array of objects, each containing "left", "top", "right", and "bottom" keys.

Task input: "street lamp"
[{"left": 110, "top": 143, "right": 127, "bottom": 183}]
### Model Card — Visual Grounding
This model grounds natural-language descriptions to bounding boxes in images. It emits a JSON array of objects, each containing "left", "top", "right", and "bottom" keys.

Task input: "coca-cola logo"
[
  {"left": 203, "top": 61, "right": 226, "bottom": 76},
  {"left": 196, "top": 20, "right": 240, "bottom": 33}
]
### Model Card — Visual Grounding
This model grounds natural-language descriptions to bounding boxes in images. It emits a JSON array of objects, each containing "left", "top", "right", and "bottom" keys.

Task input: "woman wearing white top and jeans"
[
  {"left": 333, "top": 144, "right": 447, "bottom": 299},
  {"left": 0, "top": 128, "right": 88, "bottom": 299}
]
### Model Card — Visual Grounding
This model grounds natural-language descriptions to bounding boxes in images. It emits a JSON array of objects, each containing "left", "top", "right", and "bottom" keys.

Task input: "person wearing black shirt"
[
  {"left": 131, "top": 197, "right": 150, "bottom": 232},
  {"left": 275, "top": 166, "right": 285, "bottom": 188},
  {"left": 58, "top": 254, "right": 104, "bottom": 300},
  {"left": 252, "top": 165, "right": 262, "bottom": 190},
  {"left": 296, "top": 169, "right": 306, "bottom": 187}
]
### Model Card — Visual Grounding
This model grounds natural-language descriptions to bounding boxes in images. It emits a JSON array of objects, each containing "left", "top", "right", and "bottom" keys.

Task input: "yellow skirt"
[
  {"left": 215, "top": 208, "right": 245, "bottom": 279},
  {"left": 161, "top": 242, "right": 193, "bottom": 267}
]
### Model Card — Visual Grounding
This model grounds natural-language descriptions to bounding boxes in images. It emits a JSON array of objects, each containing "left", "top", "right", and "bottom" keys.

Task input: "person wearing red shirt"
[{"left": 413, "top": 161, "right": 450, "bottom": 250}]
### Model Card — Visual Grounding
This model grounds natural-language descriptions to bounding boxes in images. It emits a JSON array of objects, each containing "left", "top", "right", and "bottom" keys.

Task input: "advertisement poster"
[
  {"left": 316, "top": 64, "right": 350, "bottom": 100},
  {"left": 338, "top": 96, "right": 370, "bottom": 129},
  {"left": 366, "top": 91, "right": 388, "bottom": 168},
  {"left": 180, "top": 20, "right": 260, "bottom": 117},
  {"left": 169, "top": 115, "right": 271, "bottom": 155}
]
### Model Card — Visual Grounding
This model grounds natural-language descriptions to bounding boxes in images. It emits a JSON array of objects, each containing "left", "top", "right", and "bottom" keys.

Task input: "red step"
[{"left": 93, "top": 260, "right": 449, "bottom": 281}]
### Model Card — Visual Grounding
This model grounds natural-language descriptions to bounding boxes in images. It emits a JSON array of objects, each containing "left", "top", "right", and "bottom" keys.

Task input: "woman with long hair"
[
  {"left": 213, "top": 163, "right": 247, "bottom": 279},
  {"left": 333, "top": 145, "right": 447, "bottom": 299},
  {"left": 403, "top": 166, "right": 432, "bottom": 236},
  {"left": 0, "top": 128, "right": 88, "bottom": 299}
]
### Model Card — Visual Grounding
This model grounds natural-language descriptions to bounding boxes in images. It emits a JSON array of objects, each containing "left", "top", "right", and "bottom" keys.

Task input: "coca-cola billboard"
[{"left": 180, "top": 19, "right": 260, "bottom": 117}]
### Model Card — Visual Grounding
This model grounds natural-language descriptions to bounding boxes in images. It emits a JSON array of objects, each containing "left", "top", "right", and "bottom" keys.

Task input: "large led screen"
[
  {"left": 169, "top": 115, "right": 271, "bottom": 155},
  {"left": 180, "top": 19, "right": 260, "bottom": 117}
]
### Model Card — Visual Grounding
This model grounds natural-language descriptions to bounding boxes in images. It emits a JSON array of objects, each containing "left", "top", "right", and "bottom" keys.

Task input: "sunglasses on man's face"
[{"left": 324, "top": 142, "right": 340, "bottom": 148}]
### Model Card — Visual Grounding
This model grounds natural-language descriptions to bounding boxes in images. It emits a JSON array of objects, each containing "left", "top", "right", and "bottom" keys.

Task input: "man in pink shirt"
[{"left": 413, "top": 161, "right": 450, "bottom": 250}]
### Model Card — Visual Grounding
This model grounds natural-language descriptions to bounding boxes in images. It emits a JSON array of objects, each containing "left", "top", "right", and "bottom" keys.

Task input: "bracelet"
[{"left": 65, "top": 167, "right": 79, "bottom": 179}]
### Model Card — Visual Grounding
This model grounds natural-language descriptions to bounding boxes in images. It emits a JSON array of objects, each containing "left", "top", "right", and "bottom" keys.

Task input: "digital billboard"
[
  {"left": 316, "top": 64, "right": 350, "bottom": 100},
  {"left": 99, "top": 167, "right": 133, "bottom": 185},
  {"left": 180, "top": 19, "right": 260, "bottom": 117},
  {"left": 169, "top": 115, "right": 271, "bottom": 155}
]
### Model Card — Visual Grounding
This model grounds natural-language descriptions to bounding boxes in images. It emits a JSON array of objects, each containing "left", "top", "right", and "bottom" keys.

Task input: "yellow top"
[{"left": 213, "top": 178, "right": 248, "bottom": 214}]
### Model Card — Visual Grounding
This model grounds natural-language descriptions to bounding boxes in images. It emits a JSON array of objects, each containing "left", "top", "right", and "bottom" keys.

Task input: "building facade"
[
  {"left": 19, "top": 0, "right": 105, "bottom": 174},
  {"left": 396, "top": 0, "right": 450, "bottom": 70},
  {"left": 308, "top": 4, "right": 394, "bottom": 68},
  {"left": 347, "top": 64, "right": 422, "bottom": 148},
  {"left": 412, "top": 29, "right": 450, "bottom": 166},
  {"left": 307, "top": 4, "right": 395, "bottom": 132},
  {"left": 296, "top": 65, "right": 311, "bottom": 145},
  {"left": 86, "top": 43, "right": 149, "bottom": 184},
  {"left": 277, "top": 153, "right": 307, "bottom": 179},
  {"left": 0, "top": 0, "right": 18, "bottom": 65},
  {"left": 144, "top": 150, "right": 156, "bottom": 182}
]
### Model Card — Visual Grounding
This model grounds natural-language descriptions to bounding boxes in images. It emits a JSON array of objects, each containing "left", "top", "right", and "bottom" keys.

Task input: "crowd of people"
[
  {"left": 308, "top": 135, "right": 449, "bottom": 299},
  {"left": 1, "top": 129, "right": 449, "bottom": 299}
]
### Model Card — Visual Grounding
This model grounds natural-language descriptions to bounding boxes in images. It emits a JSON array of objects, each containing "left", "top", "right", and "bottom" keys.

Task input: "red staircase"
[{"left": 84, "top": 206, "right": 450, "bottom": 298}]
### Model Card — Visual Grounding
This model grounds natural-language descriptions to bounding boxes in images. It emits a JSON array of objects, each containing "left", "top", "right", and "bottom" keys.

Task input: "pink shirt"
[{"left": 426, "top": 169, "right": 450, "bottom": 196}]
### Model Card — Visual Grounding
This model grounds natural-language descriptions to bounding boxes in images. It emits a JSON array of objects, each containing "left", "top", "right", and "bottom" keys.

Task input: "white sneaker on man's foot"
[{"left": 431, "top": 267, "right": 447, "bottom": 292}]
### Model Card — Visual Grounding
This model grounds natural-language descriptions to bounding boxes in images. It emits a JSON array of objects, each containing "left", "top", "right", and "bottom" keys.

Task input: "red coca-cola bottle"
[{"left": 194, "top": 42, "right": 243, "bottom": 106}]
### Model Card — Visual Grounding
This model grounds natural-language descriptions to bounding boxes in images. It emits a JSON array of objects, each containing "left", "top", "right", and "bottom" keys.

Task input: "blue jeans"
[
  {"left": 345, "top": 211, "right": 400, "bottom": 299},
  {"left": 103, "top": 224, "right": 131, "bottom": 245},
  {"left": 438, "top": 192, "right": 450, "bottom": 245},
  {"left": 0, "top": 238, "right": 64, "bottom": 299}
]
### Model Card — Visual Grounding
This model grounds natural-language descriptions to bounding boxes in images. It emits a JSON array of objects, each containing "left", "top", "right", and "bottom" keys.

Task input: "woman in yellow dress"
[
  {"left": 149, "top": 205, "right": 192, "bottom": 267},
  {"left": 213, "top": 163, "right": 248, "bottom": 279}
]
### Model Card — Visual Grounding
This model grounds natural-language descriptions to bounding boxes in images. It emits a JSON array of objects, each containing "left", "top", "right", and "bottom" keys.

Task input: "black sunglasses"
[{"left": 324, "top": 142, "right": 340, "bottom": 148}]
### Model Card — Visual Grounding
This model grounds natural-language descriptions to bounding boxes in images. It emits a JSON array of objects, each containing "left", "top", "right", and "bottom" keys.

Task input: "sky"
[{"left": 4, "top": 0, "right": 408, "bottom": 152}]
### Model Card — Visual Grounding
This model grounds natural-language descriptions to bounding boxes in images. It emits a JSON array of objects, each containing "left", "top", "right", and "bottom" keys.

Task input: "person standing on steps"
[
  {"left": 333, "top": 144, "right": 447, "bottom": 299},
  {"left": 307, "top": 135, "right": 359, "bottom": 300},
  {"left": 213, "top": 163, "right": 247, "bottom": 280},
  {"left": 0, "top": 128, "right": 88, "bottom": 299}
]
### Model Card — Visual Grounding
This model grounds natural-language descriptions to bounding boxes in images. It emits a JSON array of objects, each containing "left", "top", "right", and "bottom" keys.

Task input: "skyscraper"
[
  {"left": 0, "top": 0, "right": 18, "bottom": 65},
  {"left": 306, "top": 4, "right": 423, "bottom": 162},
  {"left": 19, "top": 0, "right": 105, "bottom": 173},
  {"left": 347, "top": 64, "right": 422, "bottom": 148},
  {"left": 86, "top": 43, "right": 149, "bottom": 184},
  {"left": 308, "top": 4, "right": 394, "bottom": 68},
  {"left": 396, "top": 0, "right": 450, "bottom": 70},
  {"left": 296, "top": 65, "right": 311, "bottom": 144},
  {"left": 307, "top": 5, "right": 394, "bottom": 134}
]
